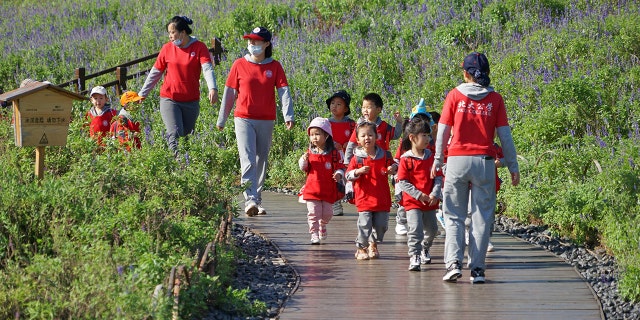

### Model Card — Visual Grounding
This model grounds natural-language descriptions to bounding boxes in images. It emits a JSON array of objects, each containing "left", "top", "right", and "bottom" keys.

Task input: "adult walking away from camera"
[
  {"left": 431, "top": 52, "right": 520, "bottom": 284},
  {"left": 216, "top": 26, "right": 294, "bottom": 217},
  {"left": 138, "top": 16, "right": 218, "bottom": 156}
]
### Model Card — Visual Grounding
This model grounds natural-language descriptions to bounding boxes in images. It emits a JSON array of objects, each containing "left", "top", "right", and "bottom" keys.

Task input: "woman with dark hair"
[
  {"left": 431, "top": 52, "right": 520, "bottom": 284},
  {"left": 138, "top": 15, "right": 218, "bottom": 156},
  {"left": 216, "top": 26, "right": 294, "bottom": 217}
]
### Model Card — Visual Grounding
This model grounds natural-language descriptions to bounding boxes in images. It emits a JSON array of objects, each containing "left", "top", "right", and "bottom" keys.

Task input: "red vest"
[
  {"left": 86, "top": 109, "right": 117, "bottom": 145},
  {"left": 347, "top": 151, "right": 394, "bottom": 212},
  {"left": 349, "top": 120, "right": 395, "bottom": 151},
  {"left": 302, "top": 149, "right": 345, "bottom": 203},
  {"left": 329, "top": 119, "right": 355, "bottom": 150},
  {"left": 397, "top": 155, "right": 440, "bottom": 211},
  {"left": 110, "top": 116, "right": 141, "bottom": 151}
]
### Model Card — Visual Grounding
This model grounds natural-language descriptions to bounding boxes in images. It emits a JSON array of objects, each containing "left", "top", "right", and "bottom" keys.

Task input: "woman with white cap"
[{"left": 216, "top": 26, "right": 294, "bottom": 217}]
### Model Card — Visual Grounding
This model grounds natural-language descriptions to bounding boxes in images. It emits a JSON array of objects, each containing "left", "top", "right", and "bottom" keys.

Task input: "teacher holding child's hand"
[
  {"left": 216, "top": 26, "right": 294, "bottom": 217},
  {"left": 138, "top": 15, "right": 218, "bottom": 156}
]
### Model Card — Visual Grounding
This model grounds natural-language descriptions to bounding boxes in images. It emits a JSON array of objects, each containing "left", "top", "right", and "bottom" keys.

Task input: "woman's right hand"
[{"left": 216, "top": 125, "right": 224, "bottom": 131}]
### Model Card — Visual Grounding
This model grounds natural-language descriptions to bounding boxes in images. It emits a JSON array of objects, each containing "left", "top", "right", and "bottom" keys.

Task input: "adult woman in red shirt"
[
  {"left": 431, "top": 52, "right": 520, "bottom": 284},
  {"left": 138, "top": 16, "right": 218, "bottom": 156},
  {"left": 216, "top": 27, "right": 294, "bottom": 217}
]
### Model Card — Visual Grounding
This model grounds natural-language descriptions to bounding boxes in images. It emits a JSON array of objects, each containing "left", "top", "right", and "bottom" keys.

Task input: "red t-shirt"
[
  {"left": 397, "top": 155, "right": 440, "bottom": 211},
  {"left": 225, "top": 58, "right": 289, "bottom": 120},
  {"left": 440, "top": 88, "right": 508, "bottom": 157},
  {"left": 302, "top": 149, "right": 345, "bottom": 203},
  {"left": 330, "top": 119, "right": 355, "bottom": 151},
  {"left": 348, "top": 120, "right": 395, "bottom": 151},
  {"left": 154, "top": 40, "right": 212, "bottom": 102},
  {"left": 347, "top": 151, "right": 394, "bottom": 212}
]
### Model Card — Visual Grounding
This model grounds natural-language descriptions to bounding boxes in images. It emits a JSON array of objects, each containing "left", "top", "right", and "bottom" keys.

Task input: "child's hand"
[
  {"left": 418, "top": 193, "right": 430, "bottom": 205},
  {"left": 386, "top": 164, "right": 398, "bottom": 175},
  {"left": 302, "top": 153, "right": 309, "bottom": 161},
  {"left": 334, "top": 141, "right": 343, "bottom": 151},
  {"left": 333, "top": 172, "right": 342, "bottom": 182},
  {"left": 394, "top": 111, "right": 404, "bottom": 124},
  {"left": 358, "top": 166, "right": 371, "bottom": 176}
]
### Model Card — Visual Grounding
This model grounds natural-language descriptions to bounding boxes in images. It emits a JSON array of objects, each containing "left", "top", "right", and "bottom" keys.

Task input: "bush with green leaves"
[{"left": 2, "top": 0, "right": 640, "bottom": 309}]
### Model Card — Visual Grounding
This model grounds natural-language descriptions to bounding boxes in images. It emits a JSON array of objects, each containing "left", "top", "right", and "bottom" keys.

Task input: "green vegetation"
[{"left": 1, "top": 0, "right": 639, "bottom": 317}]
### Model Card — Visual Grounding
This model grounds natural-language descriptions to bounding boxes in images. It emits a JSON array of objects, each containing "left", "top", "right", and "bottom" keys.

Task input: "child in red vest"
[
  {"left": 299, "top": 117, "right": 345, "bottom": 244},
  {"left": 346, "top": 122, "right": 397, "bottom": 260},
  {"left": 111, "top": 91, "right": 142, "bottom": 151},
  {"left": 393, "top": 99, "right": 437, "bottom": 236},
  {"left": 343, "top": 92, "right": 403, "bottom": 165},
  {"left": 326, "top": 90, "right": 355, "bottom": 216},
  {"left": 396, "top": 117, "right": 444, "bottom": 271},
  {"left": 85, "top": 86, "right": 117, "bottom": 146}
]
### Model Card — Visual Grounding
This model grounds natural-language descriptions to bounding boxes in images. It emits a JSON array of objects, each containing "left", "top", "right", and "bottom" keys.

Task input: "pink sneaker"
[{"left": 319, "top": 224, "right": 327, "bottom": 240}]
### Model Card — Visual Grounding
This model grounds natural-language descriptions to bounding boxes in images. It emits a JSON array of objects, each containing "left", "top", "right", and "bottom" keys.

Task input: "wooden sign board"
[{"left": 0, "top": 82, "right": 85, "bottom": 147}]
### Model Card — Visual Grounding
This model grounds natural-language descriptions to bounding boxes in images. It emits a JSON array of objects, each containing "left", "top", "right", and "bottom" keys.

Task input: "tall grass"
[{"left": 1, "top": 0, "right": 639, "bottom": 316}]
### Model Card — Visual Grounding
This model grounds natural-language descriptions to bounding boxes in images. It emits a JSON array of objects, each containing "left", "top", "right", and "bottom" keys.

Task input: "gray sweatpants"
[
  {"left": 159, "top": 97, "right": 200, "bottom": 154},
  {"left": 406, "top": 208, "right": 438, "bottom": 256},
  {"left": 442, "top": 155, "right": 496, "bottom": 271},
  {"left": 234, "top": 117, "right": 274, "bottom": 207},
  {"left": 356, "top": 211, "right": 389, "bottom": 248}
]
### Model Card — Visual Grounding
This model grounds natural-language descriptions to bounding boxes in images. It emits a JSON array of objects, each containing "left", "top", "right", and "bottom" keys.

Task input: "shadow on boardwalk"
[{"left": 236, "top": 192, "right": 603, "bottom": 320}]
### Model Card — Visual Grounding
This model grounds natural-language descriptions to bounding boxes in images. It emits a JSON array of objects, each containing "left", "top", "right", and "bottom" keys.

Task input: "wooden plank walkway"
[{"left": 236, "top": 192, "right": 604, "bottom": 320}]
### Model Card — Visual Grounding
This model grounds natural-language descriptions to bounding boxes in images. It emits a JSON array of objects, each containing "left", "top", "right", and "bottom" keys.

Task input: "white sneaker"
[
  {"left": 245, "top": 203, "right": 259, "bottom": 216},
  {"left": 408, "top": 255, "right": 421, "bottom": 271},
  {"left": 310, "top": 233, "right": 320, "bottom": 245},
  {"left": 487, "top": 242, "right": 494, "bottom": 252},
  {"left": 395, "top": 223, "right": 407, "bottom": 235},
  {"left": 420, "top": 248, "right": 431, "bottom": 264}
]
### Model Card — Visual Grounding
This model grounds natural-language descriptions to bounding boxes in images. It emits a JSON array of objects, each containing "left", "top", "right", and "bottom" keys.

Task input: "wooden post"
[
  {"left": 211, "top": 38, "right": 222, "bottom": 65},
  {"left": 74, "top": 67, "right": 86, "bottom": 93},
  {"left": 35, "top": 146, "right": 45, "bottom": 180},
  {"left": 116, "top": 67, "right": 127, "bottom": 95}
]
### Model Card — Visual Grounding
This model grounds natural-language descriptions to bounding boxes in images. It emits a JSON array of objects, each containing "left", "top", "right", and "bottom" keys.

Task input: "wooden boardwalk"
[{"left": 236, "top": 192, "right": 603, "bottom": 320}]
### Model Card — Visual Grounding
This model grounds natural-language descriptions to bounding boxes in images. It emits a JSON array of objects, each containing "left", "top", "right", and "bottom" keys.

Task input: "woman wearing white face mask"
[
  {"left": 138, "top": 15, "right": 219, "bottom": 156},
  {"left": 216, "top": 26, "right": 294, "bottom": 217}
]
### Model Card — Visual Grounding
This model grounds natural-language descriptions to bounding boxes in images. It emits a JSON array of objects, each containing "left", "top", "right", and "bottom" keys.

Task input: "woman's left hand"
[{"left": 208, "top": 89, "right": 219, "bottom": 105}]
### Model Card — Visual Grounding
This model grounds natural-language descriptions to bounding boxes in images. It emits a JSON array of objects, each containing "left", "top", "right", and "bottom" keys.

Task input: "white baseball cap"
[{"left": 90, "top": 86, "right": 107, "bottom": 97}]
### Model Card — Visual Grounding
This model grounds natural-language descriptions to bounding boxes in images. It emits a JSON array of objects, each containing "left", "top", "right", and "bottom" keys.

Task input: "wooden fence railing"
[{"left": 57, "top": 38, "right": 223, "bottom": 96}]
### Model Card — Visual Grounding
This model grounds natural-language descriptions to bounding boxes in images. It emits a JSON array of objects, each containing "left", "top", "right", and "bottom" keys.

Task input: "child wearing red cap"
[
  {"left": 299, "top": 117, "right": 345, "bottom": 244},
  {"left": 85, "top": 86, "right": 117, "bottom": 146},
  {"left": 110, "top": 91, "right": 142, "bottom": 151},
  {"left": 326, "top": 90, "right": 355, "bottom": 216}
]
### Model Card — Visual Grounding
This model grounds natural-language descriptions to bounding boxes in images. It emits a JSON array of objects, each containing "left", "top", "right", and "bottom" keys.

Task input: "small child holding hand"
[
  {"left": 396, "top": 117, "right": 443, "bottom": 271},
  {"left": 111, "top": 91, "right": 142, "bottom": 151}
]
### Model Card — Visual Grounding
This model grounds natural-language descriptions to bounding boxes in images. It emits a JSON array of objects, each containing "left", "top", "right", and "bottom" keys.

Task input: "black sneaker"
[
  {"left": 470, "top": 268, "right": 485, "bottom": 283},
  {"left": 442, "top": 261, "right": 462, "bottom": 282}
]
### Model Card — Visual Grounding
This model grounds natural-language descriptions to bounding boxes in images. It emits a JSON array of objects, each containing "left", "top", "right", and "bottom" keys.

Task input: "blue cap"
[{"left": 410, "top": 98, "right": 435, "bottom": 126}]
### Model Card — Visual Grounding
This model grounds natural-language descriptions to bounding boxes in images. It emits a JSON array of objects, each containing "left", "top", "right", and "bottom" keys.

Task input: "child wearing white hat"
[{"left": 299, "top": 117, "right": 345, "bottom": 244}]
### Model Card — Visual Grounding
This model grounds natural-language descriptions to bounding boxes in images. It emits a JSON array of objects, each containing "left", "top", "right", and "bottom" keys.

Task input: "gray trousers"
[
  {"left": 234, "top": 117, "right": 274, "bottom": 207},
  {"left": 442, "top": 156, "right": 496, "bottom": 270},
  {"left": 159, "top": 97, "right": 200, "bottom": 154},
  {"left": 406, "top": 208, "right": 438, "bottom": 256},
  {"left": 356, "top": 211, "right": 389, "bottom": 248}
]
